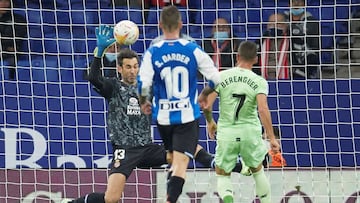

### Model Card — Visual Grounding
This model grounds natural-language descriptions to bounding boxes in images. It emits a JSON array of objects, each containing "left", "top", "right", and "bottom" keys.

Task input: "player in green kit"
[{"left": 199, "top": 41, "right": 280, "bottom": 203}]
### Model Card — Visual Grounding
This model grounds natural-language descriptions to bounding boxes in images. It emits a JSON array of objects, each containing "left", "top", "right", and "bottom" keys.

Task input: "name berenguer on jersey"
[
  {"left": 155, "top": 53, "right": 190, "bottom": 67},
  {"left": 221, "top": 75, "right": 259, "bottom": 91}
]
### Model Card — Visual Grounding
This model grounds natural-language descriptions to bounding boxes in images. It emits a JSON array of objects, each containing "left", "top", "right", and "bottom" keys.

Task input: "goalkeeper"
[{"left": 70, "top": 25, "right": 248, "bottom": 203}]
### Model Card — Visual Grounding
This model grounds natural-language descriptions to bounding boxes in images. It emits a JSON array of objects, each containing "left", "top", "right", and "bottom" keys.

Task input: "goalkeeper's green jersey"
[{"left": 215, "top": 67, "right": 268, "bottom": 141}]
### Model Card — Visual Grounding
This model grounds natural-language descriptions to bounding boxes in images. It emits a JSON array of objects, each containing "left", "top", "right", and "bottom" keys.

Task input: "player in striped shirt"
[{"left": 138, "top": 5, "right": 221, "bottom": 203}]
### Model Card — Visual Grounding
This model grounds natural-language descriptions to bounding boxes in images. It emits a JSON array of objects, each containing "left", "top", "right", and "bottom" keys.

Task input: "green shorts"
[{"left": 215, "top": 135, "right": 267, "bottom": 173}]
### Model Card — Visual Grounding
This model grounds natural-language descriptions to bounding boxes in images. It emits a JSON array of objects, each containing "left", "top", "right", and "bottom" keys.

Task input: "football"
[{"left": 113, "top": 20, "right": 139, "bottom": 45}]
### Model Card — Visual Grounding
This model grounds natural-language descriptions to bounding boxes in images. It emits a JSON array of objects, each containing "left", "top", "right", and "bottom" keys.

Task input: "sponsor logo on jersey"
[
  {"left": 127, "top": 97, "right": 141, "bottom": 115},
  {"left": 159, "top": 98, "right": 190, "bottom": 111}
]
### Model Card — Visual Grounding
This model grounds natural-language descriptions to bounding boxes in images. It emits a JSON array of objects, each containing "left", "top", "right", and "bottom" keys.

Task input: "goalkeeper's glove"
[{"left": 94, "top": 25, "right": 116, "bottom": 58}]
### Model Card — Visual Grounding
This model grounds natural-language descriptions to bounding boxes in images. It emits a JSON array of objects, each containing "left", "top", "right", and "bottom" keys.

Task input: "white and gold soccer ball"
[{"left": 113, "top": 20, "right": 139, "bottom": 45}]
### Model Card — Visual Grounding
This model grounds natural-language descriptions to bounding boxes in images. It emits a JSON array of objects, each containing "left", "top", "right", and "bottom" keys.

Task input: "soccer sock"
[
  {"left": 166, "top": 176, "right": 185, "bottom": 203},
  {"left": 216, "top": 174, "right": 233, "bottom": 202},
  {"left": 194, "top": 148, "right": 215, "bottom": 168},
  {"left": 69, "top": 192, "right": 105, "bottom": 203},
  {"left": 223, "top": 195, "right": 234, "bottom": 203},
  {"left": 252, "top": 167, "right": 271, "bottom": 203},
  {"left": 232, "top": 161, "right": 243, "bottom": 173},
  {"left": 167, "top": 170, "right": 173, "bottom": 180}
]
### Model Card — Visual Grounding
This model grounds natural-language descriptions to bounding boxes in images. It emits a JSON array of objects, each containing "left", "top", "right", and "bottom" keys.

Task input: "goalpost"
[{"left": 0, "top": 0, "right": 360, "bottom": 202}]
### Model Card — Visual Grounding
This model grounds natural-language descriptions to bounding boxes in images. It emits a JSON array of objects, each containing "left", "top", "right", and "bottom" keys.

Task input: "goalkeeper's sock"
[
  {"left": 69, "top": 192, "right": 105, "bottom": 203},
  {"left": 167, "top": 170, "right": 173, "bottom": 180},
  {"left": 232, "top": 161, "right": 243, "bottom": 173},
  {"left": 194, "top": 148, "right": 214, "bottom": 168},
  {"left": 166, "top": 176, "right": 184, "bottom": 203},
  {"left": 253, "top": 167, "right": 271, "bottom": 203},
  {"left": 232, "top": 159, "right": 251, "bottom": 176}
]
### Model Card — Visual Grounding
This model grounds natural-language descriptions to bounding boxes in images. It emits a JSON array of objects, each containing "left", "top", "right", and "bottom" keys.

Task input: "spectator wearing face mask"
[
  {"left": 254, "top": 13, "right": 291, "bottom": 80},
  {"left": 203, "top": 18, "right": 240, "bottom": 71},
  {"left": 285, "top": 0, "right": 320, "bottom": 79}
]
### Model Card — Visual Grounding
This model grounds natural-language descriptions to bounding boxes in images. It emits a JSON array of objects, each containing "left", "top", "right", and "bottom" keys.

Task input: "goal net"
[{"left": 1, "top": 0, "right": 360, "bottom": 202}]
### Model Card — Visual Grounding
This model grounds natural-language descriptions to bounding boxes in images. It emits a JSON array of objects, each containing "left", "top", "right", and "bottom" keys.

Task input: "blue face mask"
[
  {"left": 290, "top": 8, "right": 305, "bottom": 16},
  {"left": 213, "top": 31, "right": 229, "bottom": 44},
  {"left": 105, "top": 53, "right": 117, "bottom": 62},
  {"left": 268, "top": 28, "right": 284, "bottom": 37}
]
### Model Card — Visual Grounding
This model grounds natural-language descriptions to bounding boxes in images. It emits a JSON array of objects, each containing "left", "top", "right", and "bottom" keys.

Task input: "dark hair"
[
  {"left": 117, "top": 48, "right": 139, "bottom": 66},
  {"left": 160, "top": 5, "right": 181, "bottom": 32},
  {"left": 237, "top": 41, "right": 257, "bottom": 62}
]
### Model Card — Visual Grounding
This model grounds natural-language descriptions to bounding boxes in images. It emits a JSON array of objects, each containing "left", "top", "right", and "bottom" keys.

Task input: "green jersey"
[{"left": 215, "top": 67, "right": 268, "bottom": 141}]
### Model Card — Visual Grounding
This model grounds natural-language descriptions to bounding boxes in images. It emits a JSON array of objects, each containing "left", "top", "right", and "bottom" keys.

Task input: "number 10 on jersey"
[{"left": 160, "top": 66, "right": 189, "bottom": 99}]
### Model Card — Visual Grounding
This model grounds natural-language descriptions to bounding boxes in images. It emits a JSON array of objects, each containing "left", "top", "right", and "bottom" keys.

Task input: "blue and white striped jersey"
[{"left": 138, "top": 38, "right": 220, "bottom": 125}]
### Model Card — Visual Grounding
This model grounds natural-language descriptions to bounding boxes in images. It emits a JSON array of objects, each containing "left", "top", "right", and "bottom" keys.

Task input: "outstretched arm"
[
  {"left": 257, "top": 94, "right": 280, "bottom": 152},
  {"left": 198, "top": 85, "right": 216, "bottom": 112},
  {"left": 201, "top": 91, "right": 217, "bottom": 122},
  {"left": 88, "top": 25, "right": 116, "bottom": 99},
  {"left": 199, "top": 86, "right": 218, "bottom": 139},
  {"left": 203, "top": 92, "right": 218, "bottom": 140}
]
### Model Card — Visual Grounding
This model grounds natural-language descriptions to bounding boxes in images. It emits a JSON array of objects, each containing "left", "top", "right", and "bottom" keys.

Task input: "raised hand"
[{"left": 94, "top": 25, "right": 116, "bottom": 57}]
